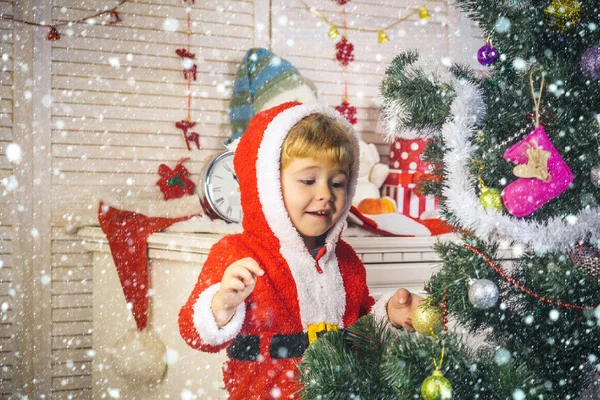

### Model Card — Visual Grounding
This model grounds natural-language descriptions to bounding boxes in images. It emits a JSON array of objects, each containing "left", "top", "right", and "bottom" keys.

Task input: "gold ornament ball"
[
  {"left": 544, "top": 0, "right": 581, "bottom": 32},
  {"left": 421, "top": 370, "right": 453, "bottom": 400},
  {"left": 480, "top": 186, "right": 504, "bottom": 211},
  {"left": 411, "top": 303, "right": 442, "bottom": 336}
]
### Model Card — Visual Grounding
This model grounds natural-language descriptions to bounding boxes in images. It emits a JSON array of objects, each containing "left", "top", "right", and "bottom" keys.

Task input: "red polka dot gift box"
[
  {"left": 382, "top": 138, "right": 439, "bottom": 219},
  {"left": 388, "top": 138, "right": 430, "bottom": 171}
]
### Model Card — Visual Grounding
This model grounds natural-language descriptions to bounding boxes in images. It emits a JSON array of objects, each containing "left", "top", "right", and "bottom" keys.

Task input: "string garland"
[
  {"left": 462, "top": 243, "right": 596, "bottom": 311},
  {"left": 0, "top": 0, "right": 129, "bottom": 41},
  {"left": 297, "top": 0, "right": 430, "bottom": 126},
  {"left": 332, "top": 4, "right": 358, "bottom": 124},
  {"left": 298, "top": 0, "right": 430, "bottom": 43},
  {"left": 174, "top": 6, "right": 200, "bottom": 151}
]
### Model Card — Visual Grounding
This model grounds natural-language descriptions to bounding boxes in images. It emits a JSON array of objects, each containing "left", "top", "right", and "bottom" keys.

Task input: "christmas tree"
[{"left": 299, "top": 1, "right": 600, "bottom": 398}]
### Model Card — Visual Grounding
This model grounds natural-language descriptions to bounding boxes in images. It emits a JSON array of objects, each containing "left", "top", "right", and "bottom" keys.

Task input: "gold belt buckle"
[{"left": 307, "top": 322, "right": 338, "bottom": 345}]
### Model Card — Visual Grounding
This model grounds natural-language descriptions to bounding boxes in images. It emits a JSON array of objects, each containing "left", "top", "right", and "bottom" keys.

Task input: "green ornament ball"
[
  {"left": 421, "top": 370, "right": 453, "bottom": 400},
  {"left": 480, "top": 186, "right": 504, "bottom": 211}
]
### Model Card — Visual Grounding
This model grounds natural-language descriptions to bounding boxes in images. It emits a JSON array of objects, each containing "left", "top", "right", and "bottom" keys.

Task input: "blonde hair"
[{"left": 281, "top": 113, "right": 357, "bottom": 177}]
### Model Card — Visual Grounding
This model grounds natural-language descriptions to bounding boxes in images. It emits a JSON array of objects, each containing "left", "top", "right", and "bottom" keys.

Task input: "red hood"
[{"left": 233, "top": 102, "right": 359, "bottom": 251}]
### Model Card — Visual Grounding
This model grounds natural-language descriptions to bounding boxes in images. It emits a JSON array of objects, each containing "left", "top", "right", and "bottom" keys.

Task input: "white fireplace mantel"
[{"left": 78, "top": 227, "right": 456, "bottom": 399}]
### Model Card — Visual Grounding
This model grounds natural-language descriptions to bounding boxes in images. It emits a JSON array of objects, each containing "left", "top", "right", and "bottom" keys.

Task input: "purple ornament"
[
  {"left": 581, "top": 44, "right": 600, "bottom": 80},
  {"left": 477, "top": 42, "right": 499, "bottom": 66}
]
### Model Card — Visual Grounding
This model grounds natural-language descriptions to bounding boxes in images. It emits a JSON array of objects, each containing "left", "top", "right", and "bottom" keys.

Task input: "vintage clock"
[{"left": 198, "top": 150, "right": 242, "bottom": 223}]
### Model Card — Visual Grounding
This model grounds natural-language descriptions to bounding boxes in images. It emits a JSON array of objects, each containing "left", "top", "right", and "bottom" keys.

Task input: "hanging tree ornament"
[
  {"left": 468, "top": 278, "right": 499, "bottom": 309},
  {"left": 421, "top": 327, "right": 452, "bottom": 400},
  {"left": 421, "top": 370, "right": 453, "bottom": 400},
  {"left": 580, "top": 43, "right": 600, "bottom": 80},
  {"left": 502, "top": 125, "right": 572, "bottom": 217},
  {"left": 335, "top": 35, "right": 355, "bottom": 67},
  {"left": 477, "top": 39, "right": 499, "bottom": 66},
  {"left": 412, "top": 302, "right": 443, "bottom": 336},
  {"left": 568, "top": 243, "right": 600, "bottom": 276},
  {"left": 501, "top": 70, "right": 573, "bottom": 217},
  {"left": 544, "top": 0, "right": 581, "bottom": 32},
  {"left": 478, "top": 177, "right": 504, "bottom": 211}
]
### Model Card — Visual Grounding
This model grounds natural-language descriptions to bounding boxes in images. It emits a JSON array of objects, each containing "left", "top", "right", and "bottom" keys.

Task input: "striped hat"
[{"left": 228, "top": 48, "right": 318, "bottom": 142}]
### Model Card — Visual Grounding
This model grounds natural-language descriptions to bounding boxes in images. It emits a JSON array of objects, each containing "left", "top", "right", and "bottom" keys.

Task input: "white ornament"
[{"left": 111, "top": 329, "right": 167, "bottom": 384}]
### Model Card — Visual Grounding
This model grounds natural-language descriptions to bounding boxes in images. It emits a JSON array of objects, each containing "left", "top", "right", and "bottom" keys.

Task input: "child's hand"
[
  {"left": 386, "top": 288, "right": 424, "bottom": 332},
  {"left": 211, "top": 258, "right": 264, "bottom": 328}
]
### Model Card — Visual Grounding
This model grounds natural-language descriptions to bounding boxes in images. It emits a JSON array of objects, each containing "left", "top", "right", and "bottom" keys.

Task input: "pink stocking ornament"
[{"left": 501, "top": 125, "right": 573, "bottom": 217}]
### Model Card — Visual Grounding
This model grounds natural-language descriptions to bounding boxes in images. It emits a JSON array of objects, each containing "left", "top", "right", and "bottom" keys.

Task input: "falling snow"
[{"left": 1, "top": 0, "right": 598, "bottom": 398}]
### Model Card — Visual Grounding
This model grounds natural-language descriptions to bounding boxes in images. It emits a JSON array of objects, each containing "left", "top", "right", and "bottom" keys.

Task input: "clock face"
[{"left": 204, "top": 151, "right": 242, "bottom": 223}]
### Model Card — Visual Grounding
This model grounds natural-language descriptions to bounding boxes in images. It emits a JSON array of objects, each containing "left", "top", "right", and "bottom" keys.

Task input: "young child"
[{"left": 179, "top": 102, "right": 423, "bottom": 399}]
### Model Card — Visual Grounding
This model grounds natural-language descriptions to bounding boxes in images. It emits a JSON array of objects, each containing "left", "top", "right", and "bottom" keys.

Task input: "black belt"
[{"left": 227, "top": 330, "right": 345, "bottom": 361}]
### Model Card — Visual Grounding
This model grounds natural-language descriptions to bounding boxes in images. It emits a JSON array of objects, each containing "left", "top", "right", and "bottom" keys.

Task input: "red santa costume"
[{"left": 179, "top": 102, "right": 394, "bottom": 399}]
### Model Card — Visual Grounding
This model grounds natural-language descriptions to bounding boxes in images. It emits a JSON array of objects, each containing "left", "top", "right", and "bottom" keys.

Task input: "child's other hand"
[
  {"left": 386, "top": 288, "right": 423, "bottom": 332},
  {"left": 212, "top": 258, "right": 264, "bottom": 328}
]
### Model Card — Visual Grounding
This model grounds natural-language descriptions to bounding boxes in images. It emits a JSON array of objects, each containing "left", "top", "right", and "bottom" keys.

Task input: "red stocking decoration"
[{"left": 98, "top": 203, "right": 195, "bottom": 330}]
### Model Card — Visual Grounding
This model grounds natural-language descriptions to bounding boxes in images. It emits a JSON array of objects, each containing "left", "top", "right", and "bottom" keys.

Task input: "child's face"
[{"left": 280, "top": 157, "right": 348, "bottom": 249}]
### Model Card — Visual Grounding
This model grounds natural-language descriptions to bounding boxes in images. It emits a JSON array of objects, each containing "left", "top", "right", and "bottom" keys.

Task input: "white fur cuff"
[
  {"left": 370, "top": 291, "right": 396, "bottom": 330},
  {"left": 192, "top": 283, "right": 246, "bottom": 346}
]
